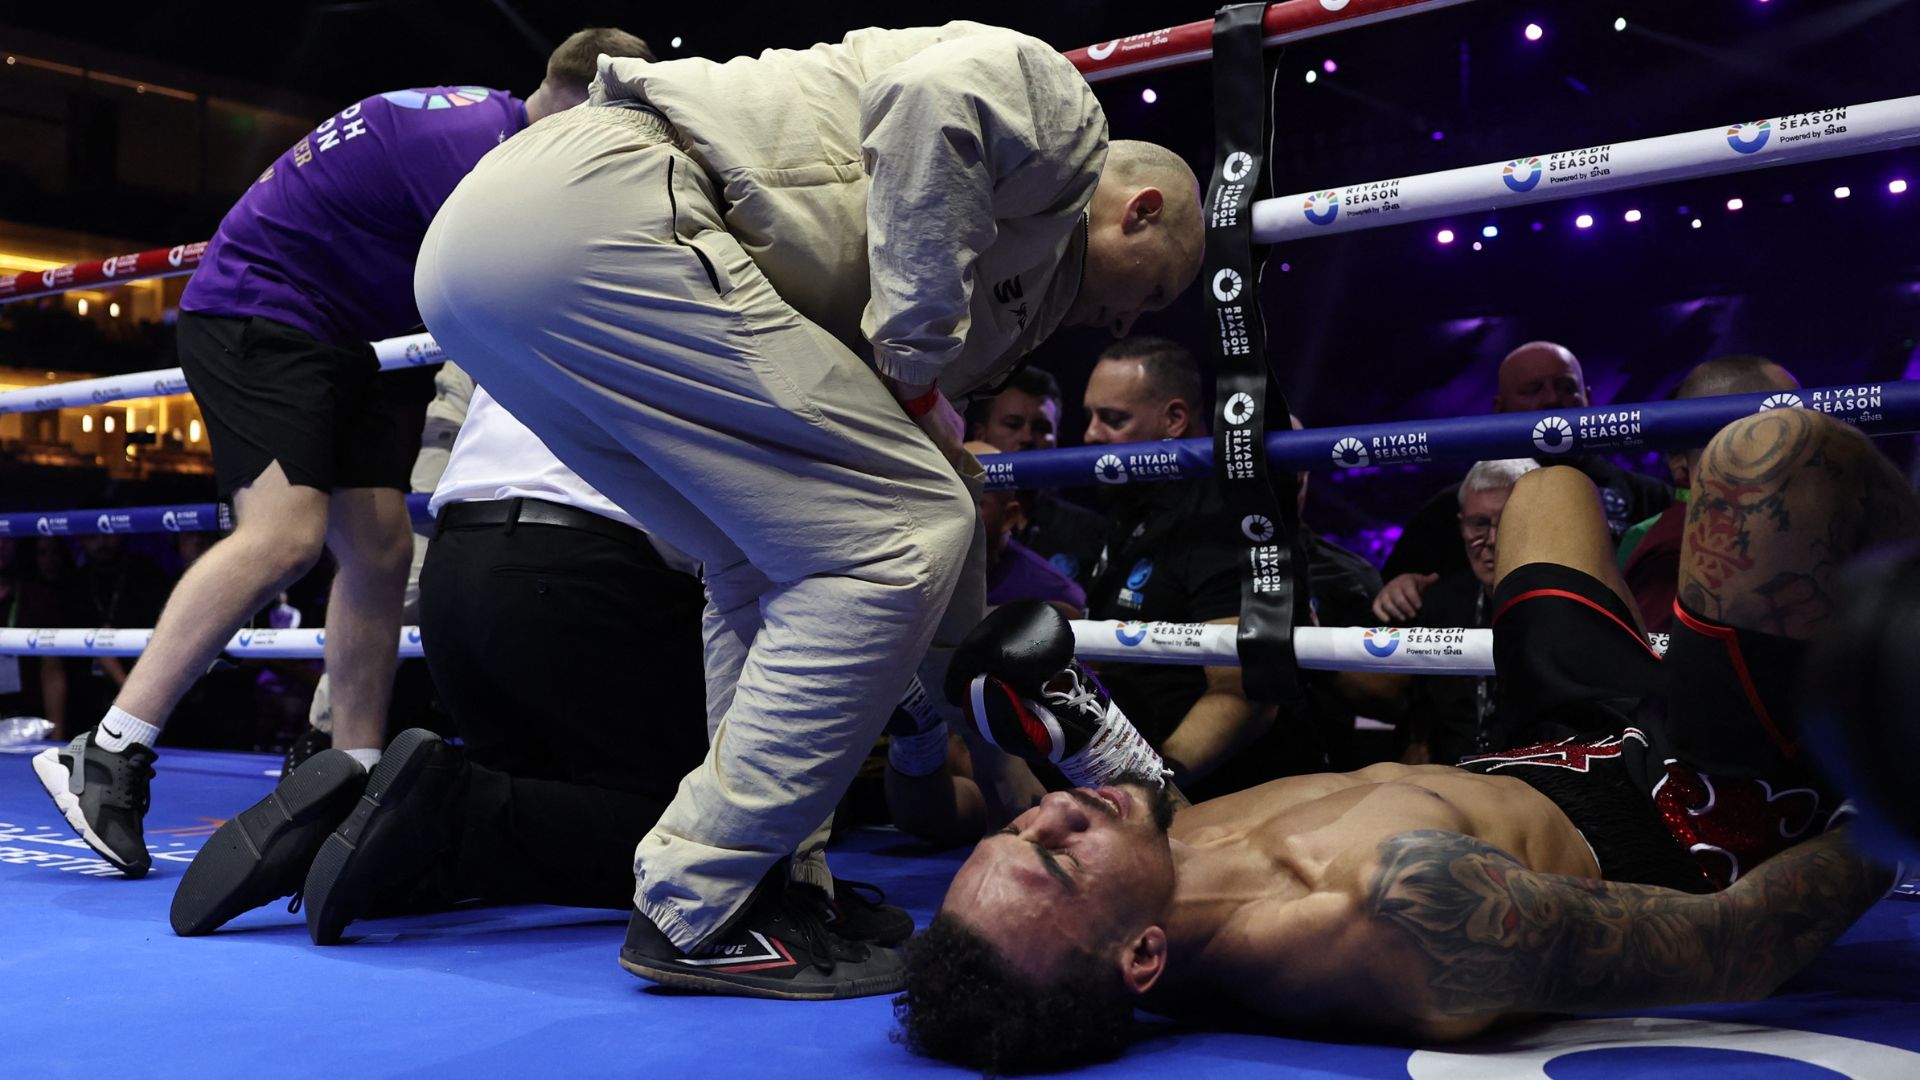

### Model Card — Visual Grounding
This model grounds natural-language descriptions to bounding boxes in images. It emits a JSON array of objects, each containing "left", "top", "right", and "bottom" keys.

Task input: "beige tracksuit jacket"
[{"left": 589, "top": 21, "right": 1108, "bottom": 394}]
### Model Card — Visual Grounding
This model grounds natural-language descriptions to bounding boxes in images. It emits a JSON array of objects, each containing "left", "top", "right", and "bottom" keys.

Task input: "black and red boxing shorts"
[{"left": 1474, "top": 562, "right": 1841, "bottom": 890}]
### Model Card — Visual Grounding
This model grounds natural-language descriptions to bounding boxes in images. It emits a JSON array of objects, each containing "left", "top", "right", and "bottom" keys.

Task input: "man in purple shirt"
[{"left": 33, "top": 29, "right": 654, "bottom": 881}]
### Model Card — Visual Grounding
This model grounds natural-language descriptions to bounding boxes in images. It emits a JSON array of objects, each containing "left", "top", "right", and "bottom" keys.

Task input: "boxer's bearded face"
[{"left": 938, "top": 780, "right": 1177, "bottom": 982}]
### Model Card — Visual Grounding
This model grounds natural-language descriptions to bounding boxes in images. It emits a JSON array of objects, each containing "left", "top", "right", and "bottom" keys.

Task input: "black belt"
[{"left": 435, "top": 497, "right": 648, "bottom": 551}]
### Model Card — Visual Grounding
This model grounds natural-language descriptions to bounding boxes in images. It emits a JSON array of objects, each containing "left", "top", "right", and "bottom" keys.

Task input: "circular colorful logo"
[
  {"left": 1115, "top": 622, "right": 1149, "bottom": 647},
  {"left": 1726, "top": 121, "right": 1772, "bottom": 154},
  {"left": 1363, "top": 627, "right": 1402, "bottom": 657},
  {"left": 1303, "top": 190, "right": 1340, "bottom": 226},
  {"left": 381, "top": 86, "right": 494, "bottom": 110},
  {"left": 1502, "top": 158, "right": 1543, "bottom": 193}
]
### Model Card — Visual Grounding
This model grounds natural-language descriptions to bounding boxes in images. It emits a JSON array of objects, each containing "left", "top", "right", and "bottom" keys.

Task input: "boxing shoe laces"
[{"left": 969, "top": 661, "right": 1171, "bottom": 790}]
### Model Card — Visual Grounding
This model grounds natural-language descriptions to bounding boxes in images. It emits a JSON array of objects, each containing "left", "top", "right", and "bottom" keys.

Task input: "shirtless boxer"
[{"left": 898, "top": 407, "right": 1914, "bottom": 1072}]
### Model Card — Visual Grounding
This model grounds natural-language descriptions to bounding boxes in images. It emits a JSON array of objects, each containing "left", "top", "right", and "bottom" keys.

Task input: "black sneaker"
[
  {"left": 169, "top": 749, "right": 366, "bottom": 936},
  {"left": 302, "top": 728, "right": 464, "bottom": 945},
  {"left": 800, "top": 877, "right": 914, "bottom": 947},
  {"left": 619, "top": 868, "right": 907, "bottom": 1000},
  {"left": 32, "top": 731, "right": 156, "bottom": 877}
]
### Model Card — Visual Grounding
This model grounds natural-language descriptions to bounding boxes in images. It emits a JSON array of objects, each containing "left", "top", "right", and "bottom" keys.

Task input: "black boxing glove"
[{"left": 947, "top": 600, "right": 1169, "bottom": 790}]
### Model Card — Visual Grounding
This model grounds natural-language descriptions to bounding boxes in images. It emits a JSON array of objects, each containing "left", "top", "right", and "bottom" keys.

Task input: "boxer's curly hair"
[{"left": 894, "top": 913, "right": 1135, "bottom": 1074}]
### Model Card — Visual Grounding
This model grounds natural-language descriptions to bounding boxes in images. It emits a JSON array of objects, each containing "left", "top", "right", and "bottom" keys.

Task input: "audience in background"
[
  {"left": 964, "top": 367, "right": 1106, "bottom": 587},
  {"left": 1375, "top": 341, "right": 1672, "bottom": 624}
]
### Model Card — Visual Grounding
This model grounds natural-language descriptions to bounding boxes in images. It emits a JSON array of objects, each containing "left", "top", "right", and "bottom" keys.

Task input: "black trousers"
[{"left": 419, "top": 511, "right": 709, "bottom": 909}]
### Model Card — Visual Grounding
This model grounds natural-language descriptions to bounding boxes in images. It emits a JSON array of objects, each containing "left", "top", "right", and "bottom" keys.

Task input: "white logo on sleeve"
[
  {"left": 1212, "top": 269, "right": 1244, "bottom": 303},
  {"left": 1223, "top": 152, "right": 1254, "bottom": 182},
  {"left": 1241, "top": 514, "right": 1276, "bottom": 542}
]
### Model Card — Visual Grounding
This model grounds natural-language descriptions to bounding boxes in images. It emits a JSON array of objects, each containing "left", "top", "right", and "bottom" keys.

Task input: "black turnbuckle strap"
[{"left": 1204, "top": 3, "right": 1308, "bottom": 704}]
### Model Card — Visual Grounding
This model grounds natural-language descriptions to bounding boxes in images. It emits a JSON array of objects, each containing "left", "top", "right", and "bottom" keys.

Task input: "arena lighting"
[
  {"left": 1431, "top": 130, "right": 1445, "bottom": 140},
  {"left": 1279, "top": 262, "right": 1292, "bottom": 272},
  {"left": 1726, "top": 197, "right": 1744, "bottom": 211},
  {"left": 1614, "top": 17, "right": 1627, "bottom": 31},
  {"left": 1624, "top": 208, "right": 1643, "bottom": 222},
  {"left": 1141, "top": 88, "right": 1158, "bottom": 103},
  {"left": 1305, "top": 69, "right": 1318, "bottom": 83},
  {"left": 1835, "top": 185, "right": 1853, "bottom": 199},
  {"left": 1891, "top": 179, "right": 1909, "bottom": 194},
  {"left": 76, "top": 298, "right": 87, "bottom": 316},
  {"left": 1436, "top": 228, "right": 1455, "bottom": 244},
  {"left": 1322, "top": 59, "right": 1338, "bottom": 73},
  {"left": 670, "top": 36, "right": 682, "bottom": 48},
  {"left": 1691, "top": 218, "right": 1703, "bottom": 228},
  {"left": 1575, "top": 213, "right": 1594, "bottom": 229},
  {"left": 189, "top": 419, "right": 201, "bottom": 443},
  {"left": 1472, "top": 241, "right": 1484, "bottom": 250},
  {"left": 81, "top": 415, "right": 92, "bottom": 433},
  {"left": 1481, "top": 225, "right": 1498, "bottom": 238},
  {"left": 109, "top": 302, "right": 120, "bottom": 317},
  {"left": 104, "top": 416, "right": 115, "bottom": 433},
  {"left": 1524, "top": 22, "right": 1544, "bottom": 42},
  {"left": 1530, "top": 221, "right": 1544, "bottom": 232}
]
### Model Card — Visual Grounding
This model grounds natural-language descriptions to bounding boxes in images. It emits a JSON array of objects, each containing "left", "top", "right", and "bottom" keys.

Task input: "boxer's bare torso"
[{"left": 1142, "top": 763, "right": 1595, "bottom": 1038}]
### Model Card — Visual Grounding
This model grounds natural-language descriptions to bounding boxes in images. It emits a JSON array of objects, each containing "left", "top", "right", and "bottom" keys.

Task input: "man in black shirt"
[
  {"left": 1081, "top": 339, "right": 1381, "bottom": 797},
  {"left": 1376, "top": 341, "right": 1670, "bottom": 623}
]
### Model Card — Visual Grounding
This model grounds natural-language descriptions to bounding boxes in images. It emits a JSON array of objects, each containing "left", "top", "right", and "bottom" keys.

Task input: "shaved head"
[
  {"left": 1495, "top": 341, "right": 1587, "bottom": 413},
  {"left": 1065, "top": 141, "right": 1206, "bottom": 338}
]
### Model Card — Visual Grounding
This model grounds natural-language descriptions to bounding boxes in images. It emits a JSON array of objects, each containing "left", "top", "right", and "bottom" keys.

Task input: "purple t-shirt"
[
  {"left": 182, "top": 86, "right": 527, "bottom": 345},
  {"left": 988, "top": 538, "right": 1087, "bottom": 612}
]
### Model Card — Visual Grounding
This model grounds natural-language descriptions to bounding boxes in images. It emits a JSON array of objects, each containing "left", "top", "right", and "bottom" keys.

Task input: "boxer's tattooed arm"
[
  {"left": 1680, "top": 407, "right": 1920, "bottom": 637},
  {"left": 1364, "top": 829, "right": 1887, "bottom": 1020}
]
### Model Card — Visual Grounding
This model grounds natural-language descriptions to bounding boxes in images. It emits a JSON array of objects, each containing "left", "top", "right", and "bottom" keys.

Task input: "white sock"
[
  {"left": 94, "top": 707, "right": 160, "bottom": 753},
  {"left": 344, "top": 747, "right": 382, "bottom": 771}
]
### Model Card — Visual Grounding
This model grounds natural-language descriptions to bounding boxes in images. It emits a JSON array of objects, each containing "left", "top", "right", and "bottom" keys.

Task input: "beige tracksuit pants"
[{"left": 415, "top": 105, "right": 977, "bottom": 949}]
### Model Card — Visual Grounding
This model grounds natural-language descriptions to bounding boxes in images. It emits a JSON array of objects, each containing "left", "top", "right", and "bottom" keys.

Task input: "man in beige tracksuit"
[{"left": 416, "top": 21, "right": 1202, "bottom": 999}]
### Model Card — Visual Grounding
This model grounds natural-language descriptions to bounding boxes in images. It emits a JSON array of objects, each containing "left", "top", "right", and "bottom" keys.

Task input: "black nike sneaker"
[
  {"left": 169, "top": 748, "right": 367, "bottom": 936},
  {"left": 33, "top": 731, "right": 156, "bottom": 877},
  {"left": 619, "top": 864, "right": 906, "bottom": 1000}
]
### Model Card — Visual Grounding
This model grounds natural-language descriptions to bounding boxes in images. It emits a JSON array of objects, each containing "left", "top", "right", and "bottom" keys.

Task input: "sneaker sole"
[
  {"left": 616, "top": 953, "right": 905, "bottom": 1001},
  {"left": 302, "top": 729, "right": 440, "bottom": 946},
  {"left": 169, "top": 751, "right": 365, "bottom": 936},
  {"left": 30, "top": 747, "right": 149, "bottom": 878}
]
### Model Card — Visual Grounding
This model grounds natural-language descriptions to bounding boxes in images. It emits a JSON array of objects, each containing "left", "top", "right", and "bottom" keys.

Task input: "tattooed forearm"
[{"left": 1365, "top": 828, "right": 1887, "bottom": 1020}]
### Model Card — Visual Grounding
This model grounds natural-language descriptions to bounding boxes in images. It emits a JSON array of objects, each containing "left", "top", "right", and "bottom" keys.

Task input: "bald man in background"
[{"left": 1375, "top": 341, "right": 1672, "bottom": 623}]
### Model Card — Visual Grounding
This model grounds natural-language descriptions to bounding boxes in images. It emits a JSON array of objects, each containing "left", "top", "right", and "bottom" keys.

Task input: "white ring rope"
[
  {"left": 0, "top": 621, "right": 1671, "bottom": 675},
  {"left": 1254, "top": 95, "right": 1920, "bottom": 243}
]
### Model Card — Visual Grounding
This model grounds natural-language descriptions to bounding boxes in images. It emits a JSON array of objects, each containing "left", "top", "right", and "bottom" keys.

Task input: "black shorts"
[
  {"left": 1476, "top": 562, "right": 1840, "bottom": 889},
  {"left": 177, "top": 312, "right": 437, "bottom": 497},
  {"left": 1458, "top": 730, "right": 1715, "bottom": 894}
]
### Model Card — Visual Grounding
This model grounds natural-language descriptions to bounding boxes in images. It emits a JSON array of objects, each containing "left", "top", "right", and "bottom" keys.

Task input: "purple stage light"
[
  {"left": 1575, "top": 213, "right": 1594, "bottom": 229},
  {"left": 1323, "top": 59, "right": 1338, "bottom": 73},
  {"left": 1524, "top": 22, "right": 1544, "bottom": 42},
  {"left": 1431, "top": 130, "right": 1445, "bottom": 141},
  {"left": 1624, "top": 209, "right": 1642, "bottom": 222},
  {"left": 1891, "top": 179, "right": 1909, "bottom": 194},
  {"left": 1436, "top": 229, "right": 1456, "bottom": 244},
  {"left": 1141, "top": 88, "right": 1158, "bottom": 104},
  {"left": 1726, "top": 197, "right": 1744, "bottom": 211}
]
